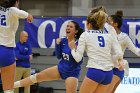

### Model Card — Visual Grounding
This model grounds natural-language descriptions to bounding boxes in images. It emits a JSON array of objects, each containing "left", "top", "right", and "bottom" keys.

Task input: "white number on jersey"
[{"left": 62, "top": 53, "right": 69, "bottom": 61}]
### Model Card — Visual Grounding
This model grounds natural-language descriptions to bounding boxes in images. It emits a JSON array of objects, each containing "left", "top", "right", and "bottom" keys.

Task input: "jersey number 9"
[{"left": 98, "top": 36, "right": 105, "bottom": 47}]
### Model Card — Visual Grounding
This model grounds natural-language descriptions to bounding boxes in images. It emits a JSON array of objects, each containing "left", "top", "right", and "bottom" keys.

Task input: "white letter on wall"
[
  {"left": 127, "top": 22, "right": 140, "bottom": 45},
  {"left": 38, "top": 20, "right": 56, "bottom": 48}
]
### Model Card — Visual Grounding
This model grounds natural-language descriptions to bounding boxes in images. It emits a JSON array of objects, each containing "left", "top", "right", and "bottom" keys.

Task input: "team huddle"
[{"left": 0, "top": 0, "right": 140, "bottom": 93}]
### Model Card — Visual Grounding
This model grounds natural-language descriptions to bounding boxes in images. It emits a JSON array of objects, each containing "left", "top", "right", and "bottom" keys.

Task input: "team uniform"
[
  {"left": 0, "top": 6, "right": 29, "bottom": 67},
  {"left": 104, "top": 23, "right": 140, "bottom": 80},
  {"left": 113, "top": 32, "right": 140, "bottom": 80},
  {"left": 55, "top": 37, "right": 83, "bottom": 80},
  {"left": 104, "top": 23, "right": 125, "bottom": 80},
  {"left": 71, "top": 30, "right": 123, "bottom": 85},
  {"left": 104, "top": 23, "right": 117, "bottom": 37}
]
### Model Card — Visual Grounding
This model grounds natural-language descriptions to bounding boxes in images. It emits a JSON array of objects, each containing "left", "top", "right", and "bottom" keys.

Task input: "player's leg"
[
  {"left": 106, "top": 68, "right": 124, "bottom": 93},
  {"left": 14, "top": 66, "right": 61, "bottom": 88},
  {"left": 94, "top": 84, "right": 110, "bottom": 93},
  {"left": 106, "top": 75, "right": 119, "bottom": 93},
  {"left": 79, "top": 76, "right": 98, "bottom": 93},
  {"left": 112, "top": 80, "right": 121, "bottom": 93},
  {"left": 94, "top": 68, "right": 113, "bottom": 93},
  {"left": 1, "top": 63, "right": 16, "bottom": 93},
  {"left": 79, "top": 68, "right": 102, "bottom": 93},
  {"left": 0, "top": 45, "right": 16, "bottom": 93},
  {"left": 65, "top": 77, "right": 78, "bottom": 93}
]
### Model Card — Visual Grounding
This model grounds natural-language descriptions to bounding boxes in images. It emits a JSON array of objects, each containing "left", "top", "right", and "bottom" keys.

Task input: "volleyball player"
[
  {"left": 14, "top": 21, "right": 84, "bottom": 93},
  {"left": 0, "top": 0, "right": 33, "bottom": 93},
  {"left": 107, "top": 10, "right": 140, "bottom": 93},
  {"left": 69, "top": 9, "right": 124, "bottom": 93}
]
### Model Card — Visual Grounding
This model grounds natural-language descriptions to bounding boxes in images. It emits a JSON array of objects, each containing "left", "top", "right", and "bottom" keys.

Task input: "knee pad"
[
  {"left": 30, "top": 74, "right": 37, "bottom": 83},
  {"left": 4, "top": 89, "right": 14, "bottom": 93},
  {"left": 14, "top": 81, "right": 21, "bottom": 88}
]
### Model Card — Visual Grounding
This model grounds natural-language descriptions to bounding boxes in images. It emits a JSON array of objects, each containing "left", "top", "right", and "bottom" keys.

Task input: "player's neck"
[
  {"left": 67, "top": 37, "right": 75, "bottom": 43},
  {"left": 115, "top": 28, "right": 121, "bottom": 34}
]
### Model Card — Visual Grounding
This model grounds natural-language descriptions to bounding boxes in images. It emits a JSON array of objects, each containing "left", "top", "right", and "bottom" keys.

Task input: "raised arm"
[
  {"left": 55, "top": 38, "right": 62, "bottom": 59},
  {"left": 10, "top": 7, "right": 33, "bottom": 23},
  {"left": 70, "top": 33, "right": 86, "bottom": 62},
  {"left": 126, "top": 35, "right": 140, "bottom": 56}
]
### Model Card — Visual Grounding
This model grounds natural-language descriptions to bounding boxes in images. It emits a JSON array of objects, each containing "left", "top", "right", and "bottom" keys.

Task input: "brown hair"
[
  {"left": 69, "top": 21, "right": 84, "bottom": 40},
  {"left": 87, "top": 10, "right": 107, "bottom": 30},
  {"left": 89, "top": 6, "right": 106, "bottom": 14},
  {"left": 0, "top": 0, "right": 19, "bottom": 8},
  {"left": 115, "top": 10, "right": 123, "bottom": 17}
]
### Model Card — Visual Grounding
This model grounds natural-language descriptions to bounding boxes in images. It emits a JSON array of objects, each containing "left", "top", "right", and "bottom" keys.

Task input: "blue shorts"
[
  {"left": 0, "top": 45, "right": 15, "bottom": 67},
  {"left": 58, "top": 66, "right": 80, "bottom": 80},
  {"left": 113, "top": 68, "right": 124, "bottom": 80},
  {"left": 86, "top": 68, "right": 113, "bottom": 85}
]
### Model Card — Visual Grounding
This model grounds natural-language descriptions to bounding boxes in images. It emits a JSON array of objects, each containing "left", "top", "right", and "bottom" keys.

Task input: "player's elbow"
[
  {"left": 74, "top": 57, "right": 82, "bottom": 63},
  {"left": 117, "top": 53, "right": 123, "bottom": 60}
]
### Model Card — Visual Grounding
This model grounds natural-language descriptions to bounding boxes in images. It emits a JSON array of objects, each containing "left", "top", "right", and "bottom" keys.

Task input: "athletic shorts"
[
  {"left": 113, "top": 68, "right": 124, "bottom": 80},
  {"left": 86, "top": 68, "right": 113, "bottom": 85},
  {"left": 58, "top": 66, "right": 80, "bottom": 80},
  {"left": 0, "top": 45, "right": 15, "bottom": 67}
]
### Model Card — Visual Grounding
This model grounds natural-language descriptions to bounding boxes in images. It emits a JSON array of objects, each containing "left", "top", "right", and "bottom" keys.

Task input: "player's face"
[
  {"left": 108, "top": 16, "right": 118, "bottom": 28},
  {"left": 66, "top": 22, "right": 76, "bottom": 38},
  {"left": 107, "top": 16, "right": 114, "bottom": 26}
]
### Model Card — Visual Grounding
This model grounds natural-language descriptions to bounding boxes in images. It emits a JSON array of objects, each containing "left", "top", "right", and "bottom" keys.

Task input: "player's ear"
[
  {"left": 75, "top": 30, "right": 78, "bottom": 34},
  {"left": 114, "top": 23, "right": 118, "bottom": 27}
]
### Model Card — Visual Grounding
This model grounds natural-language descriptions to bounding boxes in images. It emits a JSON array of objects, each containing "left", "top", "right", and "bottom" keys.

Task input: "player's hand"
[
  {"left": 69, "top": 40, "right": 77, "bottom": 49},
  {"left": 118, "top": 60, "right": 125, "bottom": 71},
  {"left": 29, "top": 55, "right": 33, "bottom": 61},
  {"left": 15, "top": 58, "right": 18, "bottom": 60},
  {"left": 27, "top": 14, "right": 33, "bottom": 23},
  {"left": 56, "top": 38, "right": 61, "bottom": 44}
]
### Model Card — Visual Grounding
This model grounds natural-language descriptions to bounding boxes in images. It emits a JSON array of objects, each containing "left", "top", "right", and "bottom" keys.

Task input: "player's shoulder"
[
  {"left": 9, "top": 7, "right": 18, "bottom": 10},
  {"left": 8, "top": 7, "right": 16, "bottom": 14},
  {"left": 60, "top": 36, "right": 67, "bottom": 39},
  {"left": 104, "top": 22, "right": 112, "bottom": 28},
  {"left": 118, "top": 32, "right": 128, "bottom": 39},
  {"left": 120, "top": 32, "right": 128, "bottom": 36},
  {"left": 60, "top": 36, "right": 67, "bottom": 43},
  {"left": 100, "top": 33, "right": 114, "bottom": 41},
  {"left": 104, "top": 33, "right": 113, "bottom": 38},
  {"left": 82, "top": 31, "right": 88, "bottom": 34},
  {"left": 78, "top": 31, "right": 88, "bottom": 38},
  {"left": 104, "top": 23, "right": 115, "bottom": 30}
]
